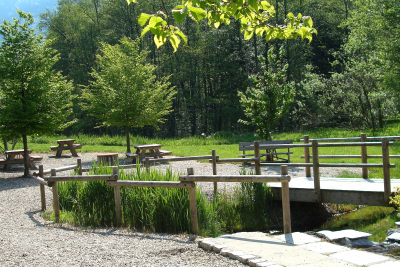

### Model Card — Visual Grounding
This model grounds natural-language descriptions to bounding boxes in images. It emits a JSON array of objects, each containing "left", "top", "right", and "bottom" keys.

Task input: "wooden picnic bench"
[
  {"left": 50, "top": 139, "right": 82, "bottom": 157},
  {"left": 239, "top": 140, "right": 293, "bottom": 162},
  {"left": 0, "top": 149, "right": 43, "bottom": 170},
  {"left": 126, "top": 144, "right": 172, "bottom": 162}
]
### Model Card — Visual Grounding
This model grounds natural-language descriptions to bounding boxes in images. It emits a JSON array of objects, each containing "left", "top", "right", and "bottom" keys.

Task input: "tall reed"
[{"left": 56, "top": 165, "right": 276, "bottom": 236}]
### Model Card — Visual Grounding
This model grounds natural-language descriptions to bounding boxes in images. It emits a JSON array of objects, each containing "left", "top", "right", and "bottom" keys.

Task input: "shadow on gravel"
[{"left": 0, "top": 177, "right": 38, "bottom": 192}]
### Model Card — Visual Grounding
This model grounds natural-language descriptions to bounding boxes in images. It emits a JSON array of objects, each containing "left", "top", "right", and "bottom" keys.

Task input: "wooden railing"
[
  {"left": 32, "top": 163, "right": 293, "bottom": 234},
  {"left": 300, "top": 134, "right": 400, "bottom": 178},
  {"left": 253, "top": 138, "right": 396, "bottom": 203}
]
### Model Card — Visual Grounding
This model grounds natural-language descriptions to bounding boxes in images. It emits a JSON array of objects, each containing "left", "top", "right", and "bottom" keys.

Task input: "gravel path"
[{"left": 0, "top": 153, "right": 361, "bottom": 266}]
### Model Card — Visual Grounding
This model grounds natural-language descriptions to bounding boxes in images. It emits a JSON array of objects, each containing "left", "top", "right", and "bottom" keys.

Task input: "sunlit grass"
[{"left": 316, "top": 206, "right": 397, "bottom": 242}]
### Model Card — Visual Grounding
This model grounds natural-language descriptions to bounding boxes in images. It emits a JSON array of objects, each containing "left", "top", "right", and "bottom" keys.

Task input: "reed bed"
[{"left": 55, "top": 165, "right": 277, "bottom": 236}]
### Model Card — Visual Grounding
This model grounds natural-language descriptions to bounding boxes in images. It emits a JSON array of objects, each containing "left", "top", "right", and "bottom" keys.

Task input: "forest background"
[{"left": 4, "top": 0, "right": 400, "bottom": 139}]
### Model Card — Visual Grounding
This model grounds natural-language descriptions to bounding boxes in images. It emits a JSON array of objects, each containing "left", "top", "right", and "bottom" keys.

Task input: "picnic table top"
[
  {"left": 56, "top": 139, "right": 75, "bottom": 143},
  {"left": 133, "top": 144, "right": 162, "bottom": 149},
  {"left": 5, "top": 149, "right": 32, "bottom": 155}
]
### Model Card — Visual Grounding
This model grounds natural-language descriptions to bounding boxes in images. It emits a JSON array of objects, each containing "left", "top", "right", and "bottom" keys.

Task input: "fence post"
[
  {"left": 212, "top": 150, "right": 218, "bottom": 199},
  {"left": 254, "top": 141, "right": 261, "bottom": 175},
  {"left": 112, "top": 166, "right": 122, "bottom": 227},
  {"left": 361, "top": 133, "right": 368, "bottom": 179},
  {"left": 77, "top": 158, "right": 83, "bottom": 175},
  {"left": 304, "top": 135, "right": 311, "bottom": 177},
  {"left": 145, "top": 157, "right": 150, "bottom": 173},
  {"left": 39, "top": 165, "right": 46, "bottom": 211},
  {"left": 51, "top": 169, "right": 60, "bottom": 222},
  {"left": 312, "top": 140, "right": 321, "bottom": 202},
  {"left": 281, "top": 165, "right": 291, "bottom": 234},
  {"left": 187, "top": 167, "right": 198, "bottom": 235},
  {"left": 382, "top": 138, "right": 391, "bottom": 204}
]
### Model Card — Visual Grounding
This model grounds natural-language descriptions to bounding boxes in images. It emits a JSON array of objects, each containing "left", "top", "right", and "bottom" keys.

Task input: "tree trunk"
[
  {"left": 23, "top": 134, "right": 30, "bottom": 178},
  {"left": 126, "top": 125, "right": 131, "bottom": 153},
  {"left": 3, "top": 139, "right": 8, "bottom": 154}
]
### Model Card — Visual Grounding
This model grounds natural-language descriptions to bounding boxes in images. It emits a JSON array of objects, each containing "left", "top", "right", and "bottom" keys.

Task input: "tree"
[
  {"left": 127, "top": 0, "right": 317, "bottom": 51},
  {"left": 0, "top": 11, "right": 74, "bottom": 177},
  {"left": 81, "top": 37, "right": 176, "bottom": 152},
  {"left": 238, "top": 46, "right": 295, "bottom": 141}
]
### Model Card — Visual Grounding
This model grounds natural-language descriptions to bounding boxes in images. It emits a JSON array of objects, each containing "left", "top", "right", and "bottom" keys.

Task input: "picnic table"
[
  {"left": 50, "top": 139, "right": 82, "bottom": 157},
  {"left": 0, "top": 149, "right": 43, "bottom": 170},
  {"left": 126, "top": 144, "right": 172, "bottom": 162}
]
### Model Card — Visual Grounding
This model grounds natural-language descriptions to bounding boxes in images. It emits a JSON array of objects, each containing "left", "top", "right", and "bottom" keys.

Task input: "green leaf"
[
  {"left": 260, "top": 1, "right": 271, "bottom": 10},
  {"left": 150, "top": 26, "right": 161, "bottom": 36},
  {"left": 244, "top": 29, "right": 254, "bottom": 40},
  {"left": 188, "top": 6, "right": 206, "bottom": 21},
  {"left": 287, "top": 12, "right": 295, "bottom": 20},
  {"left": 248, "top": 0, "right": 258, "bottom": 10},
  {"left": 175, "top": 30, "right": 188, "bottom": 44},
  {"left": 126, "top": 0, "right": 137, "bottom": 4},
  {"left": 154, "top": 34, "right": 166, "bottom": 48},
  {"left": 141, "top": 25, "right": 151, "bottom": 37},
  {"left": 299, "top": 27, "right": 309, "bottom": 40},
  {"left": 169, "top": 34, "right": 181, "bottom": 52},
  {"left": 214, "top": 22, "right": 220, "bottom": 28},
  {"left": 304, "top": 17, "right": 313, "bottom": 28},
  {"left": 148, "top": 16, "right": 165, "bottom": 27},
  {"left": 138, "top": 13, "right": 152, "bottom": 27},
  {"left": 255, "top": 27, "right": 265, "bottom": 36},
  {"left": 172, "top": 6, "right": 188, "bottom": 24}
]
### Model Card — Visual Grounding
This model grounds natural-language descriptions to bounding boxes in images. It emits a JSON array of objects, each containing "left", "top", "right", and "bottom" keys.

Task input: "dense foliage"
[{"left": 17, "top": 0, "right": 398, "bottom": 138}]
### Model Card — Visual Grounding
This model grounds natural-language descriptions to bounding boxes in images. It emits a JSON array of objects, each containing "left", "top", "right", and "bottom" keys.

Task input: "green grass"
[{"left": 316, "top": 206, "right": 398, "bottom": 242}]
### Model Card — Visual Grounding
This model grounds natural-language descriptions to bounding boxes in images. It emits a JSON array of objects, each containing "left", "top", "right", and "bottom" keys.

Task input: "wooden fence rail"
[
  {"left": 179, "top": 165, "right": 292, "bottom": 234},
  {"left": 252, "top": 137, "right": 395, "bottom": 203}
]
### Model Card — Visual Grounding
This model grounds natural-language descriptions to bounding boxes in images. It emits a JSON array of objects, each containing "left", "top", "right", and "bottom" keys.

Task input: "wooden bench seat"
[
  {"left": 30, "top": 156, "right": 43, "bottom": 162},
  {"left": 159, "top": 150, "right": 172, "bottom": 156},
  {"left": 51, "top": 144, "right": 82, "bottom": 151},
  {"left": 239, "top": 140, "right": 293, "bottom": 162},
  {"left": 126, "top": 153, "right": 138, "bottom": 158}
]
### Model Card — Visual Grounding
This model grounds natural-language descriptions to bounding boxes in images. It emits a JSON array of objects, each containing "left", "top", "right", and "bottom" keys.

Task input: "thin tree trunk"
[
  {"left": 23, "top": 134, "right": 30, "bottom": 178},
  {"left": 126, "top": 125, "right": 131, "bottom": 153},
  {"left": 3, "top": 139, "right": 8, "bottom": 154}
]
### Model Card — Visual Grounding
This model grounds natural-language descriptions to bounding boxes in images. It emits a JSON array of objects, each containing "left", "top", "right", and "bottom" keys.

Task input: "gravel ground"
[{"left": 0, "top": 152, "right": 361, "bottom": 266}]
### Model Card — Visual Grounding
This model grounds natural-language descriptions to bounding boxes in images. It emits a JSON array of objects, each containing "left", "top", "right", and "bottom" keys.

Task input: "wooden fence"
[
  {"left": 32, "top": 161, "right": 292, "bottom": 234},
  {"left": 253, "top": 138, "right": 396, "bottom": 203},
  {"left": 300, "top": 134, "right": 400, "bottom": 178}
]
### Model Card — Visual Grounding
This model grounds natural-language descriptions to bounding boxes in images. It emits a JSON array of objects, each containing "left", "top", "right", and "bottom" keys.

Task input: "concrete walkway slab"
[
  {"left": 202, "top": 232, "right": 355, "bottom": 266},
  {"left": 330, "top": 250, "right": 391, "bottom": 266},
  {"left": 301, "top": 241, "right": 350, "bottom": 254},
  {"left": 369, "top": 261, "right": 400, "bottom": 267},
  {"left": 198, "top": 231, "right": 399, "bottom": 267},
  {"left": 318, "top": 229, "right": 371, "bottom": 241},
  {"left": 275, "top": 232, "right": 321, "bottom": 245}
]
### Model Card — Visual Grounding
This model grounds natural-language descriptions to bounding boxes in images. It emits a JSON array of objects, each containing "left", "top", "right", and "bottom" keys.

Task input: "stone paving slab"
[
  {"left": 369, "top": 261, "right": 400, "bottom": 267},
  {"left": 275, "top": 232, "right": 321, "bottom": 245},
  {"left": 300, "top": 241, "right": 350, "bottom": 255},
  {"left": 386, "top": 232, "right": 400, "bottom": 242},
  {"left": 198, "top": 231, "right": 400, "bottom": 267},
  {"left": 330, "top": 250, "right": 391, "bottom": 266},
  {"left": 318, "top": 229, "right": 371, "bottom": 241},
  {"left": 202, "top": 232, "right": 355, "bottom": 266}
]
